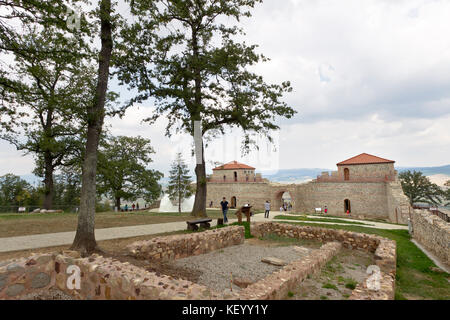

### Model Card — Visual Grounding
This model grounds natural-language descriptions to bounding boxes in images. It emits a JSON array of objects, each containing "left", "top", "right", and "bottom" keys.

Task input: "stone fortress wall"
[
  {"left": 207, "top": 154, "right": 412, "bottom": 224},
  {"left": 411, "top": 209, "right": 450, "bottom": 267}
]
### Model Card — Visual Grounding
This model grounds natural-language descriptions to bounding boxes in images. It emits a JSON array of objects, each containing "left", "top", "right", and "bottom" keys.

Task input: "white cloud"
[{"left": 2, "top": 0, "right": 450, "bottom": 177}]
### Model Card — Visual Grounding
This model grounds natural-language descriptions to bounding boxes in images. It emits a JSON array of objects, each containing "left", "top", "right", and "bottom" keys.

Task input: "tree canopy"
[
  {"left": 97, "top": 135, "right": 163, "bottom": 209},
  {"left": 399, "top": 170, "right": 443, "bottom": 205},
  {"left": 115, "top": 0, "right": 296, "bottom": 217}
]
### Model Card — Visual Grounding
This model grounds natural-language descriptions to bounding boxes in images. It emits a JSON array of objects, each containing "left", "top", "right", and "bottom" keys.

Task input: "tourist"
[
  {"left": 324, "top": 206, "right": 328, "bottom": 214},
  {"left": 264, "top": 200, "right": 270, "bottom": 218},
  {"left": 136, "top": 203, "right": 139, "bottom": 210},
  {"left": 220, "top": 197, "right": 229, "bottom": 223},
  {"left": 132, "top": 203, "right": 135, "bottom": 211},
  {"left": 210, "top": 201, "right": 213, "bottom": 208},
  {"left": 124, "top": 204, "right": 128, "bottom": 212},
  {"left": 280, "top": 206, "right": 283, "bottom": 213}
]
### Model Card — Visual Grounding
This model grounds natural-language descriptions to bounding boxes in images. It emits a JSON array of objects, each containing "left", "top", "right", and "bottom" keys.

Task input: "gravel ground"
[{"left": 169, "top": 243, "right": 314, "bottom": 292}]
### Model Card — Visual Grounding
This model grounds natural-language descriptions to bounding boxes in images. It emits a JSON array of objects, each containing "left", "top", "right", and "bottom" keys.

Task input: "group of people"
[
  {"left": 279, "top": 202, "right": 293, "bottom": 212},
  {"left": 219, "top": 198, "right": 275, "bottom": 222},
  {"left": 121, "top": 203, "right": 141, "bottom": 212}
]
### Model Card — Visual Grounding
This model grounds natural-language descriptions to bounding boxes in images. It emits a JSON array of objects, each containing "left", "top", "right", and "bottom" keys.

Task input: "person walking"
[
  {"left": 136, "top": 203, "right": 139, "bottom": 210},
  {"left": 264, "top": 200, "right": 271, "bottom": 218},
  {"left": 124, "top": 204, "right": 128, "bottom": 212},
  {"left": 132, "top": 203, "right": 136, "bottom": 211},
  {"left": 220, "top": 197, "right": 229, "bottom": 223}
]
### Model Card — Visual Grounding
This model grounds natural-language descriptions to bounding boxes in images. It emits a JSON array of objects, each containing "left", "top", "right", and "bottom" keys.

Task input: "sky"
[{"left": 1, "top": 0, "right": 450, "bottom": 177}]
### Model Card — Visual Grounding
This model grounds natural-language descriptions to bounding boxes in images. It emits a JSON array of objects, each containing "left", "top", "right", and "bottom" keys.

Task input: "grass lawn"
[
  {"left": 0, "top": 209, "right": 234, "bottom": 238},
  {"left": 279, "top": 221, "right": 450, "bottom": 300},
  {"left": 308, "top": 213, "right": 407, "bottom": 226},
  {"left": 273, "top": 215, "right": 370, "bottom": 225}
]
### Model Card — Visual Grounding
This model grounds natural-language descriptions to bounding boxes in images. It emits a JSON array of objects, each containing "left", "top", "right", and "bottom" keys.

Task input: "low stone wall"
[
  {"left": 251, "top": 222, "right": 381, "bottom": 252},
  {"left": 1, "top": 224, "right": 396, "bottom": 300},
  {"left": 411, "top": 209, "right": 450, "bottom": 266},
  {"left": 239, "top": 241, "right": 342, "bottom": 300},
  {"left": 126, "top": 226, "right": 245, "bottom": 261},
  {"left": 0, "top": 251, "right": 237, "bottom": 300},
  {"left": 251, "top": 222, "right": 397, "bottom": 300}
]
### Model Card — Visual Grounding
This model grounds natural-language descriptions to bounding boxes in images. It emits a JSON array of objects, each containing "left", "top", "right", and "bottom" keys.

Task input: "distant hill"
[
  {"left": 397, "top": 165, "right": 450, "bottom": 176},
  {"left": 17, "top": 164, "right": 450, "bottom": 186},
  {"left": 262, "top": 168, "right": 330, "bottom": 183}
]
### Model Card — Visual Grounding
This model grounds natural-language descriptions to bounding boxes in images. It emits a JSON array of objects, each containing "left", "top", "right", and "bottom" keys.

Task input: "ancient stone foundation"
[
  {"left": 126, "top": 226, "right": 245, "bottom": 261},
  {"left": 239, "top": 241, "right": 342, "bottom": 299},
  {"left": 1, "top": 223, "right": 396, "bottom": 300},
  {"left": 250, "top": 222, "right": 397, "bottom": 300},
  {"left": 411, "top": 209, "right": 450, "bottom": 267}
]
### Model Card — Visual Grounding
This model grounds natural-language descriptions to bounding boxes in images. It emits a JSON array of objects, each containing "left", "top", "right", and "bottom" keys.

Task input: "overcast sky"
[{"left": 1, "top": 0, "right": 450, "bottom": 177}]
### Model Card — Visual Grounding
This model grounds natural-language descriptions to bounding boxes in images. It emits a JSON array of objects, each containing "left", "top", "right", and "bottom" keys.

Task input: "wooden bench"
[{"left": 186, "top": 218, "right": 212, "bottom": 231}]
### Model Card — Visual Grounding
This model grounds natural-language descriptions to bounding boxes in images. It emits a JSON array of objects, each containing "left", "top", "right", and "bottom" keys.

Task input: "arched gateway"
[{"left": 206, "top": 155, "right": 412, "bottom": 224}]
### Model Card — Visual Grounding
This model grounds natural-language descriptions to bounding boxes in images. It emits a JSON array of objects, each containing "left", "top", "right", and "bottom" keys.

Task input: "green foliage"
[
  {"left": 97, "top": 135, "right": 163, "bottom": 208},
  {"left": 117, "top": 0, "right": 295, "bottom": 143},
  {"left": 345, "top": 279, "right": 357, "bottom": 290},
  {"left": 444, "top": 180, "right": 450, "bottom": 205},
  {"left": 0, "top": 0, "right": 97, "bottom": 209},
  {"left": 53, "top": 168, "right": 81, "bottom": 206},
  {"left": 115, "top": 0, "right": 296, "bottom": 215},
  {"left": 167, "top": 153, "right": 193, "bottom": 213},
  {"left": 279, "top": 221, "right": 450, "bottom": 300},
  {"left": 0, "top": 174, "right": 37, "bottom": 207},
  {"left": 322, "top": 283, "right": 338, "bottom": 290},
  {"left": 399, "top": 170, "right": 444, "bottom": 205}
]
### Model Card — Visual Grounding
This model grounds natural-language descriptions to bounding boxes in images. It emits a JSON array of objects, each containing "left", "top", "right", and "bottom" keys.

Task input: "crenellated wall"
[{"left": 207, "top": 165, "right": 412, "bottom": 223}]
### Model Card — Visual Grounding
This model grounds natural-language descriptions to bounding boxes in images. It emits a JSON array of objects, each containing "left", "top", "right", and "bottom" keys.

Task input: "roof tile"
[
  {"left": 337, "top": 153, "right": 395, "bottom": 165},
  {"left": 213, "top": 161, "right": 255, "bottom": 170}
]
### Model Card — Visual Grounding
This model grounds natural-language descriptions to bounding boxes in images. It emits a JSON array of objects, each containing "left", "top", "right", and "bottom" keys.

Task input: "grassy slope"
[
  {"left": 0, "top": 210, "right": 235, "bottom": 237},
  {"left": 278, "top": 221, "right": 450, "bottom": 300},
  {"left": 273, "top": 215, "right": 369, "bottom": 225}
]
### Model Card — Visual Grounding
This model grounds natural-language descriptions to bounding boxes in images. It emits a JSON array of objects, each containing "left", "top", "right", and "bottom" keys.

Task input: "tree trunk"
[
  {"left": 178, "top": 176, "right": 181, "bottom": 213},
  {"left": 42, "top": 155, "right": 54, "bottom": 210},
  {"left": 115, "top": 197, "right": 121, "bottom": 210},
  {"left": 71, "top": 0, "right": 113, "bottom": 256},
  {"left": 191, "top": 141, "right": 206, "bottom": 217}
]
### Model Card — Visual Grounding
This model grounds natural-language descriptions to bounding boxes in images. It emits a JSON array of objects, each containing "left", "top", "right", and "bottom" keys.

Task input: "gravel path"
[{"left": 169, "top": 243, "right": 313, "bottom": 292}]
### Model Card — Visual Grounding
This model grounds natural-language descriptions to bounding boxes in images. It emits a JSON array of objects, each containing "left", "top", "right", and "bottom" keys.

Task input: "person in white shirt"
[{"left": 264, "top": 200, "right": 271, "bottom": 218}]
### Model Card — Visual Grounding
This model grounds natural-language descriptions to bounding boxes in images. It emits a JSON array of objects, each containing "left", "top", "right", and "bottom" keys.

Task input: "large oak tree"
[
  {"left": 115, "top": 0, "right": 296, "bottom": 217},
  {"left": 71, "top": 0, "right": 114, "bottom": 254},
  {"left": 97, "top": 135, "right": 163, "bottom": 209}
]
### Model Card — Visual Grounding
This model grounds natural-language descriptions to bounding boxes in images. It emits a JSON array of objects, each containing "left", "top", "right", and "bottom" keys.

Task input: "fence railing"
[{"left": 429, "top": 208, "right": 450, "bottom": 223}]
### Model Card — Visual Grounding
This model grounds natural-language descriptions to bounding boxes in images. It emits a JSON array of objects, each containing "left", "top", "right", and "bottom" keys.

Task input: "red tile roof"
[
  {"left": 337, "top": 153, "right": 395, "bottom": 166},
  {"left": 213, "top": 161, "right": 255, "bottom": 170}
]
